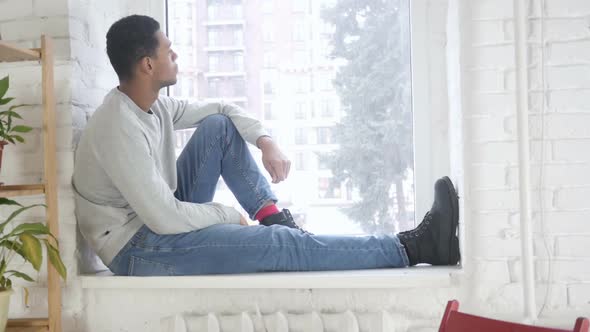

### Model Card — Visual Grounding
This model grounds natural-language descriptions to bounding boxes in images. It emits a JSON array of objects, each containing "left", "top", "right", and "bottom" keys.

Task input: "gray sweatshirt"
[{"left": 72, "top": 88, "right": 268, "bottom": 265}]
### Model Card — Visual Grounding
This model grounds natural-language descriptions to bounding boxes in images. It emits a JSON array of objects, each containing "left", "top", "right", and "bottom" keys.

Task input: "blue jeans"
[{"left": 108, "top": 114, "right": 409, "bottom": 275}]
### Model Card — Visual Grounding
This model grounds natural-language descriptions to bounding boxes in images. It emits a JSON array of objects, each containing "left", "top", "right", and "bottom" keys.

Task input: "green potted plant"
[
  {"left": 0, "top": 197, "right": 66, "bottom": 331},
  {"left": 0, "top": 76, "right": 33, "bottom": 180}
]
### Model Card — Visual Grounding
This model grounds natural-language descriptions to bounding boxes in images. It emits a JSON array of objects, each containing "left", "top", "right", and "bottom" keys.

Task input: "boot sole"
[{"left": 441, "top": 176, "right": 460, "bottom": 265}]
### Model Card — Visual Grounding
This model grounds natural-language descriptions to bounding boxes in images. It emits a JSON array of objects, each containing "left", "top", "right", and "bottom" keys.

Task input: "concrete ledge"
[{"left": 79, "top": 266, "right": 462, "bottom": 289}]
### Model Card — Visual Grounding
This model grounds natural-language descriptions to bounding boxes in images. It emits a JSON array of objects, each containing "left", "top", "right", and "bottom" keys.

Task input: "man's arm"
[
  {"left": 92, "top": 120, "right": 241, "bottom": 234},
  {"left": 159, "top": 96, "right": 268, "bottom": 146},
  {"left": 160, "top": 96, "right": 291, "bottom": 182}
]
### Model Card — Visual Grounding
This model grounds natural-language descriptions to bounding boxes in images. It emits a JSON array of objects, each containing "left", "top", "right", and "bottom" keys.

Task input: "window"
[
  {"left": 262, "top": 0, "right": 273, "bottom": 14},
  {"left": 232, "top": 28, "right": 243, "bottom": 46},
  {"left": 232, "top": 78, "right": 246, "bottom": 97},
  {"left": 292, "top": 20, "right": 307, "bottom": 41},
  {"left": 316, "top": 152, "right": 330, "bottom": 170},
  {"left": 292, "top": 0, "right": 307, "bottom": 13},
  {"left": 208, "top": 28, "right": 221, "bottom": 46},
  {"left": 263, "top": 20, "right": 274, "bottom": 42},
  {"left": 318, "top": 72, "right": 333, "bottom": 90},
  {"left": 295, "top": 128, "right": 308, "bottom": 145},
  {"left": 209, "top": 54, "right": 220, "bottom": 72},
  {"left": 264, "top": 102, "right": 275, "bottom": 120},
  {"left": 320, "top": 99, "right": 334, "bottom": 118},
  {"left": 233, "top": 52, "right": 244, "bottom": 71},
  {"left": 231, "top": 3, "right": 243, "bottom": 19},
  {"left": 207, "top": 1, "right": 221, "bottom": 20},
  {"left": 318, "top": 177, "right": 342, "bottom": 199},
  {"left": 316, "top": 127, "right": 332, "bottom": 144},
  {"left": 293, "top": 50, "right": 308, "bottom": 67},
  {"left": 294, "top": 102, "right": 306, "bottom": 120},
  {"left": 294, "top": 75, "right": 308, "bottom": 93},
  {"left": 168, "top": 0, "right": 418, "bottom": 237},
  {"left": 184, "top": 27, "right": 193, "bottom": 46},
  {"left": 208, "top": 78, "right": 221, "bottom": 97},
  {"left": 263, "top": 52, "right": 275, "bottom": 68},
  {"left": 295, "top": 152, "right": 306, "bottom": 171}
]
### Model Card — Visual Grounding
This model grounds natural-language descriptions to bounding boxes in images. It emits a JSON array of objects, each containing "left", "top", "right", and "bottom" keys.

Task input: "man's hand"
[
  {"left": 239, "top": 214, "right": 249, "bottom": 226},
  {"left": 257, "top": 136, "right": 291, "bottom": 184}
]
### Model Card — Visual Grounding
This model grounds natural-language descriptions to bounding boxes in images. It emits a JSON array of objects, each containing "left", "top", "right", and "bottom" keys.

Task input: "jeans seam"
[
  {"left": 228, "top": 144, "right": 266, "bottom": 216},
  {"left": 395, "top": 239, "right": 410, "bottom": 266},
  {"left": 133, "top": 243, "right": 391, "bottom": 252},
  {"left": 191, "top": 134, "right": 222, "bottom": 187}
]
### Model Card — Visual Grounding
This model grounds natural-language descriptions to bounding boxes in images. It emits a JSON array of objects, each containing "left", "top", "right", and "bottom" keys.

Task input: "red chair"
[{"left": 439, "top": 300, "right": 590, "bottom": 332}]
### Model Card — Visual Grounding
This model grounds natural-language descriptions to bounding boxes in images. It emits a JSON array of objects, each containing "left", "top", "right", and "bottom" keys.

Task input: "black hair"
[{"left": 106, "top": 15, "right": 161, "bottom": 81}]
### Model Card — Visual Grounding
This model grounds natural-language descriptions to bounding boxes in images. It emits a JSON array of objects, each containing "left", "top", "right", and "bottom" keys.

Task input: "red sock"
[{"left": 255, "top": 204, "right": 280, "bottom": 221}]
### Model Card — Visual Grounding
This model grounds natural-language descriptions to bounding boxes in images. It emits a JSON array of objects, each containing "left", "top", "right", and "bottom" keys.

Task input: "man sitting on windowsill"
[{"left": 72, "top": 15, "right": 460, "bottom": 276}]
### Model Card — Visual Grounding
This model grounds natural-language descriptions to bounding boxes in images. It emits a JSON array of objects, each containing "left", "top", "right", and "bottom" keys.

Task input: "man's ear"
[{"left": 137, "top": 57, "right": 153, "bottom": 75}]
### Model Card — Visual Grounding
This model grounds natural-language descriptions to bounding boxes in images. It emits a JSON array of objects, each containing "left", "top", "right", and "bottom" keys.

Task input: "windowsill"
[{"left": 80, "top": 266, "right": 462, "bottom": 289}]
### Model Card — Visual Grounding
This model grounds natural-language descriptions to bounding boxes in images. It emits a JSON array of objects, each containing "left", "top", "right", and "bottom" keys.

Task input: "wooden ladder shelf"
[{"left": 0, "top": 36, "right": 62, "bottom": 332}]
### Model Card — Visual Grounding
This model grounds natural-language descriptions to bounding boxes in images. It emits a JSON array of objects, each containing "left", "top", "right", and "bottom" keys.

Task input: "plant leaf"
[
  {"left": 0, "top": 111, "right": 23, "bottom": 119},
  {"left": 4, "top": 136, "right": 15, "bottom": 144},
  {"left": 7, "top": 104, "right": 29, "bottom": 112},
  {"left": 0, "top": 198, "right": 23, "bottom": 206},
  {"left": 19, "top": 233, "right": 42, "bottom": 271},
  {"left": 44, "top": 240, "right": 66, "bottom": 280},
  {"left": 0, "top": 240, "right": 25, "bottom": 261},
  {"left": 11, "top": 125, "right": 32, "bottom": 133},
  {"left": 0, "top": 204, "right": 45, "bottom": 234},
  {"left": 12, "top": 135, "right": 24, "bottom": 143},
  {"left": 0, "top": 98, "right": 14, "bottom": 106},
  {"left": 9, "top": 222, "right": 50, "bottom": 237},
  {"left": 6, "top": 270, "right": 34, "bottom": 282},
  {"left": 0, "top": 76, "right": 8, "bottom": 99}
]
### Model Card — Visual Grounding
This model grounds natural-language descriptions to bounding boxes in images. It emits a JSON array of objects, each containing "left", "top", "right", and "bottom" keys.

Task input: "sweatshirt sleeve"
[
  {"left": 158, "top": 96, "right": 269, "bottom": 146},
  {"left": 91, "top": 119, "right": 241, "bottom": 235}
]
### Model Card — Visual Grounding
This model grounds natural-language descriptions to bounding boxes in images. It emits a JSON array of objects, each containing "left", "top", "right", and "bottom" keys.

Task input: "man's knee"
[{"left": 200, "top": 114, "right": 232, "bottom": 132}]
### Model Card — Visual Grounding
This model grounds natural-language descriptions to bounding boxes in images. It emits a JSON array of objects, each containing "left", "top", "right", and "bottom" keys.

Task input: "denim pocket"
[{"left": 128, "top": 255, "right": 175, "bottom": 276}]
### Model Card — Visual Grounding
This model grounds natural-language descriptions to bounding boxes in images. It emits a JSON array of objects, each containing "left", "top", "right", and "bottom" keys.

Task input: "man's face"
[{"left": 151, "top": 30, "right": 178, "bottom": 88}]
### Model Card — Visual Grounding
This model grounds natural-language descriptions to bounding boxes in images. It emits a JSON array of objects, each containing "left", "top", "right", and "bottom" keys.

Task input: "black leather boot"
[
  {"left": 398, "top": 176, "right": 460, "bottom": 266},
  {"left": 260, "top": 209, "right": 312, "bottom": 234}
]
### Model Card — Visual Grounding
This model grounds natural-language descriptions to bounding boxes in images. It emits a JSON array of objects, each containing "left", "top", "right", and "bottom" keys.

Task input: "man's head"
[{"left": 106, "top": 15, "right": 178, "bottom": 88}]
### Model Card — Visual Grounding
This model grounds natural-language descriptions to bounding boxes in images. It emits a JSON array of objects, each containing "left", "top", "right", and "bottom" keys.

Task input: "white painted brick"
[
  {"left": 469, "top": 45, "right": 515, "bottom": 68},
  {"left": 470, "top": 142, "right": 517, "bottom": 163},
  {"left": 0, "top": 0, "right": 33, "bottom": 21},
  {"left": 568, "top": 283, "right": 590, "bottom": 307},
  {"left": 470, "top": 115, "right": 514, "bottom": 142},
  {"left": 471, "top": 20, "right": 510, "bottom": 44},
  {"left": 540, "top": 19, "right": 590, "bottom": 41},
  {"left": 556, "top": 187, "right": 590, "bottom": 210},
  {"left": 471, "top": 189, "right": 519, "bottom": 211},
  {"left": 553, "top": 140, "right": 590, "bottom": 162},
  {"left": 0, "top": 17, "right": 69, "bottom": 42},
  {"left": 471, "top": 0, "right": 514, "bottom": 19},
  {"left": 546, "top": 113, "right": 590, "bottom": 139},
  {"left": 549, "top": 90, "right": 590, "bottom": 111},
  {"left": 535, "top": 283, "right": 569, "bottom": 310},
  {"left": 542, "top": 211, "right": 590, "bottom": 233},
  {"left": 549, "top": 40, "right": 590, "bottom": 65},
  {"left": 33, "top": 0, "right": 69, "bottom": 16},
  {"left": 470, "top": 164, "right": 507, "bottom": 188},
  {"left": 471, "top": 260, "right": 511, "bottom": 283},
  {"left": 547, "top": 66, "right": 590, "bottom": 89},
  {"left": 536, "top": 260, "right": 590, "bottom": 282},
  {"left": 469, "top": 93, "right": 516, "bottom": 115},
  {"left": 471, "top": 212, "right": 514, "bottom": 236},
  {"left": 555, "top": 236, "right": 590, "bottom": 257},
  {"left": 467, "top": 69, "right": 507, "bottom": 92},
  {"left": 545, "top": 0, "right": 590, "bottom": 16},
  {"left": 543, "top": 164, "right": 590, "bottom": 186}
]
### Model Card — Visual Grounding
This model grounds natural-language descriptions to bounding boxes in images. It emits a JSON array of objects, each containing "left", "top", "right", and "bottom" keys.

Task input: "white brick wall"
[{"left": 2, "top": 0, "right": 590, "bottom": 330}]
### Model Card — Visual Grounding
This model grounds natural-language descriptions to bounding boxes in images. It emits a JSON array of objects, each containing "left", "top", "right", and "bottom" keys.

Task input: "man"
[{"left": 72, "top": 15, "right": 460, "bottom": 276}]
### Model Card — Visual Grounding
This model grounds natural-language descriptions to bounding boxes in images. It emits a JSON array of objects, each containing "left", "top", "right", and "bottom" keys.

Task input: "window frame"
[{"left": 118, "top": 0, "right": 462, "bottom": 287}]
